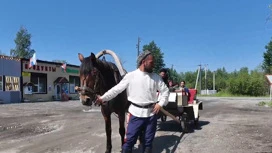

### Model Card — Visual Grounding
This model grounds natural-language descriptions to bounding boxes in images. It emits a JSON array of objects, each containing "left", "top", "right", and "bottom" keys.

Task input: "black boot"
[
  {"left": 143, "top": 147, "right": 152, "bottom": 153},
  {"left": 121, "top": 149, "right": 132, "bottom": 153}
]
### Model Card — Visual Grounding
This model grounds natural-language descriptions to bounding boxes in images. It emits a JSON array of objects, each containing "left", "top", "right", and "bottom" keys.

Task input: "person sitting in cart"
[
  {"left": 175, "top": 80, "right": 189, "bottom": 96},
  {"left": 159, "top": 68, "right": 169, "bottom": 87},
  {"left": 168, "top": 80, "right": 178, "bottom": 92}
]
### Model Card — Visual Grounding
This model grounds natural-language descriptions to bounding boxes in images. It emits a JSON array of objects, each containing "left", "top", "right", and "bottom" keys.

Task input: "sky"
[{"left": 0, "top": 0, "right": 272, "bottom": 73}]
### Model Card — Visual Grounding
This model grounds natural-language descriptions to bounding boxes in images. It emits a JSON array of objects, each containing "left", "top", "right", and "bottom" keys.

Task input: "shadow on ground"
[
  {"left": 157, "top": 120, "right": 210, "bottom": 133},
  {"left": 131, "top": 120, "right": 210, "bottom": 153},
  {"left": 132, "top": 133, "right": 185, "bottom": 153}
]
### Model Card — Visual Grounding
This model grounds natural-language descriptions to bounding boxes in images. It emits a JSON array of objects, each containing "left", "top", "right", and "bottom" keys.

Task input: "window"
[
  {"left": 5, "top": 76, "right": 20, "bottom": 91},
  {"left": 69, "top": 76, "right": 80, "bottom": 93},
  {"left": 31, "top": 73, "right": 47, "bottom": 93},
  {"left": 0, "top": 76, "right": 3, "bottom": 91}
]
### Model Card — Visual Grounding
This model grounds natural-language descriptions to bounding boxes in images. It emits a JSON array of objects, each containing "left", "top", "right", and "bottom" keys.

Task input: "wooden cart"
[{"left": 158, "top": 89, "right": 203, "bottom": 132}]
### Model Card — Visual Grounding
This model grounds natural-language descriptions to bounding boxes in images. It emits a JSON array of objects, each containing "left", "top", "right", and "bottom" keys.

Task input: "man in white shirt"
[{"left": 96, "top": 50, "right": 169, "bottom": 153}]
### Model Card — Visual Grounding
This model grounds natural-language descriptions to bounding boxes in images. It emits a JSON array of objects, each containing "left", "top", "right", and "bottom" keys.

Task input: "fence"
[{"left": 200, "top": 90, "right": 217, "bottom": 95}]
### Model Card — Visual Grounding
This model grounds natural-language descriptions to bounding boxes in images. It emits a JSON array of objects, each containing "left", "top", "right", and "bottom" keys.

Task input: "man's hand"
[
  {"left": 153, "top": 103, "right": 161, "bottom": 114},
  {"left": 95, "top": 95, "right": 104, "bottom": 105}
]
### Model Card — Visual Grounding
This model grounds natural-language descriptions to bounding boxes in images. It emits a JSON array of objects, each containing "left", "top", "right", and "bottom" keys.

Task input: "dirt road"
[{"left": 0, "top": 97, "right": 272, "bottom": 153}]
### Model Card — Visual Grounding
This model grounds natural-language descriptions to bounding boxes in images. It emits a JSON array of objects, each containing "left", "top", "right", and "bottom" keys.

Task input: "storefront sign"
[
  {"left": 22, "top": 72, "right": 31, "bottom": 77},
  {"left": 66, "top": 68, "right": 79, "bottom": 74},
  {"left": 24, "top": 63, "right": 56, "bottom": 72}
]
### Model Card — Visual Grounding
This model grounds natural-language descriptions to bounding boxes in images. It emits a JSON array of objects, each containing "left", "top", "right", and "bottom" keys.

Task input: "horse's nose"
[
  {"left": 85, "top": 98, "right": 92, "bottom": 106},
  {"left": 80, "top": 97, "right": 92, "bottom": 106}
]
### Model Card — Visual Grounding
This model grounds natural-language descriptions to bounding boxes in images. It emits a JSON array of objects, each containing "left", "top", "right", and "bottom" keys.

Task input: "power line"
[{"left": 165, "top": 63, "right": 200, "bottom": 71}]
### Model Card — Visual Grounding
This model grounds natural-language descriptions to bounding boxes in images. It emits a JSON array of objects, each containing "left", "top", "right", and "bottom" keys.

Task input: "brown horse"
[{"left": 76, "top": 52, "right": 128, "bottom": 153}]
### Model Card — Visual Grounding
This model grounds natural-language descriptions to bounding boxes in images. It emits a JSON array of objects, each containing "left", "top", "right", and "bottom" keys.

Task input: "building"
[
  {"left": 21, "top": 59, "right": 80, "bottom": 102},
  {"left": 0, "top": 55, "right": 21, "bottom": 104}
]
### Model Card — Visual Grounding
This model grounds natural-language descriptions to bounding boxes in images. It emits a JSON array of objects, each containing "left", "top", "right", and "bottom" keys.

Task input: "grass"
[
  {"left": 196, "top": 91, "right": 272, "bottom": 107},
  {"left": 198, "top": 91, "right": 253, "bottom": 97},
  {"left": 258, "top": 101, "right": 272, "bottom": 107}
]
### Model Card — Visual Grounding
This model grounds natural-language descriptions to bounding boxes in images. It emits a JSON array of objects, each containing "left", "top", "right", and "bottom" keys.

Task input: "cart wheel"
[
  {"left": 161, "top": 115, "right": 167, "bottom": 122},
  {"left": 180, "top": 113, "right": 189, "bottom": 133}
]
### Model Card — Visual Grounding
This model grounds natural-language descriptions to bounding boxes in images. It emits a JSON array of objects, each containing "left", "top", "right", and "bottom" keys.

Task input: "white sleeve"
[
  {"left": 100, "top": 74, "right": 130, "bottom": 102},
  {"left": 157, "top": 77, "right": 169, "bottom": 107}
]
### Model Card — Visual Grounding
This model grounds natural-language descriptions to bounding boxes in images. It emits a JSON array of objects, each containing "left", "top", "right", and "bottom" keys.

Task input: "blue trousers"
[{"left": 123, "top": 114, "right": 158, "bottom": 151}]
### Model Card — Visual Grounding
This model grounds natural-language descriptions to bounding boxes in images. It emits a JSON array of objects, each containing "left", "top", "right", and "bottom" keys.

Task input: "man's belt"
[{"left": 131, "top": 102, "right": 154, "bottom": 108}]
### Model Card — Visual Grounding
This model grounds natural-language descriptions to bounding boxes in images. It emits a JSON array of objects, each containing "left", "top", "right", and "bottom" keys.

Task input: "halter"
[{"left": 79, "top": 68, "right": 101, "bottom": 101}]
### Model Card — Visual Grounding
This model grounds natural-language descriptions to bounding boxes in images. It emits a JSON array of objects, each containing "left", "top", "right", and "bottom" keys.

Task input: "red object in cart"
[{"left": 188, "top": 89, "right": 197, "bottom": 104}]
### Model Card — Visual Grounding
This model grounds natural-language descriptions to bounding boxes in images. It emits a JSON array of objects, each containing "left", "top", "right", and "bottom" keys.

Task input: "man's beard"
[{"left": 144, "top": 65, "right": 153, "bottom": 73}]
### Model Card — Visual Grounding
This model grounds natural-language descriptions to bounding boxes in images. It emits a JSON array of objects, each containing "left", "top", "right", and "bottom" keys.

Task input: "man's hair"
[
  {"left": 181, "top": 80, "right": 186, "bottom": 84},
  {"left": 159, "top": 68, "right": 168, "bottom": 73}
]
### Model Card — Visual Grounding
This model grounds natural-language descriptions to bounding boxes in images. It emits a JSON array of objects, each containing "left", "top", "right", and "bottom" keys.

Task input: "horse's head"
[{"left": 77, "top": 52, "right": 100, "bottom": 106}]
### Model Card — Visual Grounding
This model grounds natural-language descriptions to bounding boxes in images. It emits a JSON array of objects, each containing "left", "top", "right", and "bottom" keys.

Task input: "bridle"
[{"left": 78, "top": 68, "right": 102, "bottom": 105}]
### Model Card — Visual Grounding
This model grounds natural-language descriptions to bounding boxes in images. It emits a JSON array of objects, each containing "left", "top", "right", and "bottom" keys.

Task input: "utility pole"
[
  {"left": 199, "top": 64, "right": 202, "bottom": 94},
  {"left": 204, "top": 64, "right": 208, "bottom": 95},
  {"left": 195, "top": 65, "right": 201, "bottom": 89},
  {"left": 195, "top": 64, "right": 201, "bottom": 94},
  {"left": 213, "top": 71, "right": 215, "bottom": 91},
  {"left": 136, "top": 37, "right": 141, "bottom": 57},
  {"left": 171, "top": 64, "right": 173, "bottom": 71}
]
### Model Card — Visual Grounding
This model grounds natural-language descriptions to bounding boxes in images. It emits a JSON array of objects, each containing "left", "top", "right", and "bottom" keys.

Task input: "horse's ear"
[
  {"left": 78, "top": 53, "right": 84, "bottom": 62},
  {"left": 90, "top": 53, "right": 96, "bottom": 62}
]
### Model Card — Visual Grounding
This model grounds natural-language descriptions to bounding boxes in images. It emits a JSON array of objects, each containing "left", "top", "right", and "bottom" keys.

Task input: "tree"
[
  {"left": 142, "top": 41, "right": 165, "bottom": 73},
  {"left": 214, "top": 67, "right": 228, "bottom": 91},
  {"left": 180, "top": 71, "right": 198, "bottom": 89},
  {"left": 169, "top": 68, "right": 182, "bottom": 84},
  {"left": 227, "top": 67, "right": 267, "bottom": 96},
  {"left": 10, "top": 26, "right": 35, "bottom": 58},
  {"left": 248, "top": 69, "right": 266, "bottom": 96},
  {"left": 262, "top": 39, "right": 272, "bottom": 74}
]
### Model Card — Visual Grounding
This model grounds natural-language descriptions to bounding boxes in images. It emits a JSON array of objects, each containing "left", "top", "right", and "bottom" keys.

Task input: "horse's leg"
[
  {"left": 102, "top": 108, "right": 112, "bottom": 153},
  {"left": 118, "top": 111, "right": 126, "bottom": 147},
  {"left": 104, "top": 114, "right": 112, "bottom": 153}
]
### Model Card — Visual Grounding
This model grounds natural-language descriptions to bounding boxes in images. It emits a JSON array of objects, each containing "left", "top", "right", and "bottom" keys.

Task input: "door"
[{"left": 55, "top": 84, "right": 61, "bottom": 100}]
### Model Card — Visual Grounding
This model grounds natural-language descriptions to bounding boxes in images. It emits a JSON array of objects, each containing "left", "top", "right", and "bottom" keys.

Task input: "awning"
[
  {"left": 23, "top": 82, "right": 35, "bottom": 86},
  {"left": 54, "top": 77, "right": 69, "bottom": 84}
]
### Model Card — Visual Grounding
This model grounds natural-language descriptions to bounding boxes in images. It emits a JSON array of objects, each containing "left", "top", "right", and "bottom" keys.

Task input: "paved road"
[{"left": 0, "top": 97, "right": 272, "bottom": 153}]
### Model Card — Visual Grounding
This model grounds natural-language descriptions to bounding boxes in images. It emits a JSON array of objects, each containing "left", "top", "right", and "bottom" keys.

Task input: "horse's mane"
[
  {"left": 80, "top": 56, "right": 119, "bottom": 74},
  {"left": 96, "top": 60, "right": 120, "bottom": 75}
]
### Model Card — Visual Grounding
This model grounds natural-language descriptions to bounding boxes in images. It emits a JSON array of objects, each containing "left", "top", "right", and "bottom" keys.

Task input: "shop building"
[
  {"left": 0, "top": 55, "right": 21, "bottom": 104},
  {"left": 21, "top": 59, "right": 80, "bottom": 102}
]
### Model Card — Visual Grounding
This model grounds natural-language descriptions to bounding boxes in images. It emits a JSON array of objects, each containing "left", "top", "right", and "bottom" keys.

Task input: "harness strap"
[{"left": 82, "top": 86, "right": 94, "bottom": 93}]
